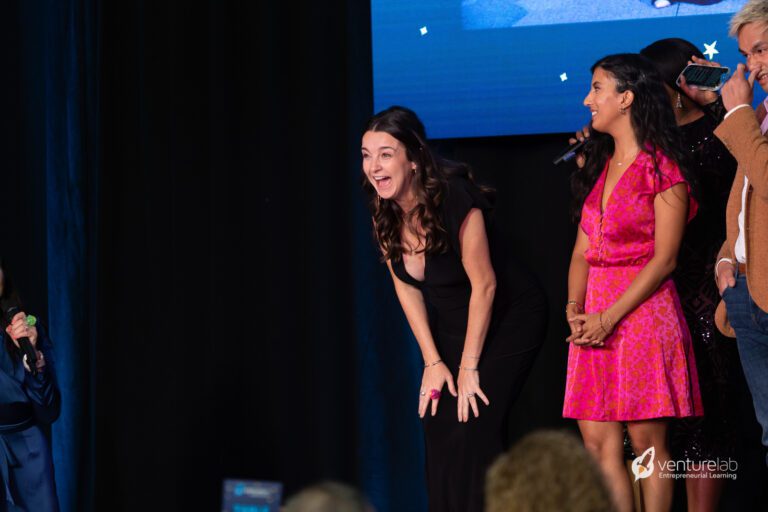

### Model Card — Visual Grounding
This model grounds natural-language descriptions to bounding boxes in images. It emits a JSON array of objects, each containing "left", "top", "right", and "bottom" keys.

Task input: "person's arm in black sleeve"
[{"left": 702, "top": 95, "right": 727, "bottom": 123}]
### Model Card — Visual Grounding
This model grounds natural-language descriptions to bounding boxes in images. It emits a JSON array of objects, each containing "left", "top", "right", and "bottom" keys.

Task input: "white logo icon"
[{"left": 631, "top": 447, "right": 655, "bottom": 481}]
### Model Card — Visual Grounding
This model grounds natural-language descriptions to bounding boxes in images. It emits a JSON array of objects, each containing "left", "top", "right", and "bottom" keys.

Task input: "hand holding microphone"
[
  {"left": 554, "top": 123, "right": 591, "bottom": 167},
  {"left": 0, "top": 268, "right": 41, "bottom": 374},
  {"left": 3, "top": 309, "right": 41, "bottom": 374}
]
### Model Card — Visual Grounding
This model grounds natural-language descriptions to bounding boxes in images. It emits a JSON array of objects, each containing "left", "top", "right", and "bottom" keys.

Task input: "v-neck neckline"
[
  {"left": 600, "top": 152, "right": 641, "bottom": 215},
  {"left": 401, "top": 251, "right": 426, "bottom": 283}
]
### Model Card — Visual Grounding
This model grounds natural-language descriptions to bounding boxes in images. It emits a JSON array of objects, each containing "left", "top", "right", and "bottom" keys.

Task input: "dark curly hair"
[
  {"left": 361, "top": 105, "right": 493, "bottom": 261},
  {"left": 571, "top": 53, "right": 695, "bottom": 221}
]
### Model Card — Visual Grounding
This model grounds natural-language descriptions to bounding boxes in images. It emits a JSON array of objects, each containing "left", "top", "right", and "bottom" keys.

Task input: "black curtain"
[{"left": 95, "top": 1, "right": 366, "bottom": 510}]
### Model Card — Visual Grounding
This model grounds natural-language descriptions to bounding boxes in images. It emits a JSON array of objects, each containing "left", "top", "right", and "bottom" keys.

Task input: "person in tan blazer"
[{"left": 704, "top": 0, "right": 768, "bottom": 467}]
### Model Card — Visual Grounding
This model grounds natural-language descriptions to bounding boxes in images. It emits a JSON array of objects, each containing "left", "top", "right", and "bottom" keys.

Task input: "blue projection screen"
[{"left": 371, "top": 1, "right": 754, "bottom": 138}]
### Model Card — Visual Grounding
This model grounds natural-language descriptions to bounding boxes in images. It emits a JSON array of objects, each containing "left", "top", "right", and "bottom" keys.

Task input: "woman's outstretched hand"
[
  {"left": 457, "top": 367, "right": 490, "bottom": 422},
  {"left": 419, "top": 362, "right": 458, "bottom": 418}
]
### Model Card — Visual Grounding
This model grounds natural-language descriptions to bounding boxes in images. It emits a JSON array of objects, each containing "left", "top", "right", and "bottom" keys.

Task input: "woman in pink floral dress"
[{"left": 563, "top": 53, "right": 703, "bottom": 512}]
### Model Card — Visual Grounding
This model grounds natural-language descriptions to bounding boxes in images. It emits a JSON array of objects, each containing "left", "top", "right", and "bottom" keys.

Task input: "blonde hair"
[
  {"left": 485, "top": 429, "right": 615, "bottom": 512},
  {"left": 729, "top": 0, "right": 768, "bottom": 36},
  {"left": 282, "top": 481, "right": 373, "bottom": 512}
]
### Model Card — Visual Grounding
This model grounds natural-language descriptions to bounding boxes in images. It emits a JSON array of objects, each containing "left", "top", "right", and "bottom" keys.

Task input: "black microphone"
[
  {"left": 553, "top": 138, "right": 587, "bottom": 165},
  {"left": 0, "top": 298, "right": 38, "bottom": 374}
]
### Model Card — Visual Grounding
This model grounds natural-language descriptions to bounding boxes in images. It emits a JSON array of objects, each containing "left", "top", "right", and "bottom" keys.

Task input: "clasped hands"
[{"left": 566, "top": 306, "right": 613, "bottom": 347}]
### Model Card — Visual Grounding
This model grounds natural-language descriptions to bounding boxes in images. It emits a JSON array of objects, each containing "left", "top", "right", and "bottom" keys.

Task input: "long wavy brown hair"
[{"left": 361, "top": 106, "right": 492, "bottom": 262}]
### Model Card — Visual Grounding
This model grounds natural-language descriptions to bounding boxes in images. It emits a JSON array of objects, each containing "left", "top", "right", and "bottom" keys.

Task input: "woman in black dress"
[
  {"left": 360, "top": 106, "right": 547, "bottom": 512},
  {"left": 638, "top": 38, "right": 740, "bottom": 511}
]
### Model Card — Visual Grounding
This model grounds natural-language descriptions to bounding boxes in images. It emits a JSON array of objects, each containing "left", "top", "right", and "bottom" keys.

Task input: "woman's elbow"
[
  {"left": 654, "top": 256, "right": 677, "bottom": 276},
  {"left": 475, "top": 277, "right": 497, "bottom": 299}
]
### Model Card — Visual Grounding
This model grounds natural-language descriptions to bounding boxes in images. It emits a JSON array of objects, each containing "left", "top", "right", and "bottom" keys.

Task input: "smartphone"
[{"left": 676, "top": 63, "right": 730, "bottom": 91}]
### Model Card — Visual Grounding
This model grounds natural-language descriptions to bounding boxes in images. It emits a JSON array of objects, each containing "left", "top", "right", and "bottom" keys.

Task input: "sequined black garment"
[{"left": 625, "top": 108, "right": 740, "bottom": 462}]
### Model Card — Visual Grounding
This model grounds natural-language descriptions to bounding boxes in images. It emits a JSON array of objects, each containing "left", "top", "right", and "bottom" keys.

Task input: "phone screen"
[{"left": 679, "top": 65, "right": 729, "bottom": 90}]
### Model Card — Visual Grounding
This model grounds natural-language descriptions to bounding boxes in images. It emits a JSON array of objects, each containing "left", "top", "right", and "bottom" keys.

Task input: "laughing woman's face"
[{"left": 361, "top": 131, "right": 417, "bottom": 202}]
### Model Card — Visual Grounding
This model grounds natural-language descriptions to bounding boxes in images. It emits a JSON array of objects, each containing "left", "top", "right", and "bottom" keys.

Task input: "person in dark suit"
[{"left": 0, "top": 259, "right": 61, "bottom": 511}]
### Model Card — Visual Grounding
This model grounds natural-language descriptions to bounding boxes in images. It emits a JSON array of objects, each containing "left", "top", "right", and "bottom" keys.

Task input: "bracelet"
[
  {"left": 565, "top": 300, "right": 584, "bottom": 312},
  {"left": 599, "top": 311, "right": 614, "bottom": 335},
  {"left": 424, "top": 359, "right": 443, "bottom": 368},
  {"left": 458, "top": 366, "right": 479, "bottom": 371},
  {"left": 603, "top": 311, "right": 614, "bottom": 329}
]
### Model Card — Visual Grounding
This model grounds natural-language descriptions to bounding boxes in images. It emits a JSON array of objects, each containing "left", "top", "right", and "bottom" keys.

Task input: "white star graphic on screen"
[
  {"left": 703, "top": 41, "right": 719, "bottom": 60},
  {"left": 420, "top": 26, "right": 428, "bottom": 36},
  {"left": 560, "top": 72, "right": 568, "bottom": 82}
]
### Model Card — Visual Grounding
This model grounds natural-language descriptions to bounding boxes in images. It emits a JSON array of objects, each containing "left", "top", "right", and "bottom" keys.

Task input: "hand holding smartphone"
[{"left": 676, "top": 63, "right": 730, "bottom": 91}]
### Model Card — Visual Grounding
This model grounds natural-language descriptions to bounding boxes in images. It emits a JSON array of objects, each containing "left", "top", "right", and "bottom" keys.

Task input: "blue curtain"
[
  {"left": 37, "top": 0, "right": 98, "bottom": 510},
  {"left": 352, "top": 184, "right": 428, "bottom": 512},
  {"left": 345, "top": 1, "right": 427, "bottom": 504}
]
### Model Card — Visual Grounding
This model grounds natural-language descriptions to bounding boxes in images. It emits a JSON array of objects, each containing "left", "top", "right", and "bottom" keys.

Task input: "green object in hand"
[{"left": 25, "top": 315, "right": 36, "bottom": 327}]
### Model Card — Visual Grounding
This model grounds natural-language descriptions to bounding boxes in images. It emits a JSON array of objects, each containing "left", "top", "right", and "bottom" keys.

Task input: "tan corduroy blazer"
[{"left": 713, "top": 106, "right": 768, "bottom": 337}]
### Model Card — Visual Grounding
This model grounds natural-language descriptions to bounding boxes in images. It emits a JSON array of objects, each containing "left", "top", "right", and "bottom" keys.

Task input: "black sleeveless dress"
[{"left": 391, "top": 176, "right": 548, "bottom": 512}]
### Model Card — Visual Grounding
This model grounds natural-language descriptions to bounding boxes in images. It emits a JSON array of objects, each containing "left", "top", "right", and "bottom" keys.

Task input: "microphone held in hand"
[
  {"left": 553, "top": 138, "right": 587, "bottom": 165},
  {"left": 0, "top": 277, "right": 38, "bottom": 374},
  {"left": 0, "top": 300, "right": 38, "bottom": 373}
]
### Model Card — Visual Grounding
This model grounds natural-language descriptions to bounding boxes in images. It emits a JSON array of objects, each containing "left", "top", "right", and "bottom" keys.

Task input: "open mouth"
[{"left": 373, "top": 175, "right": 392, "bottom": 189}]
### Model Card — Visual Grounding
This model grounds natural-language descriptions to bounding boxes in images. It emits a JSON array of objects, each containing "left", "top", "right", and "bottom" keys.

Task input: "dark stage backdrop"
[{"left": 1, "top": 1, "right": 767, "bottom": 512}]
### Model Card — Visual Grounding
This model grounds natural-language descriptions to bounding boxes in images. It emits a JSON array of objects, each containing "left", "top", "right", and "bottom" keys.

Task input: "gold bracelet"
[
  {"left": 424, "top": 359, "right": 443, "bottom": 368},
  {"left": 458, "top": 365, "right": 479, "bottom": 371},
  {"left": 599, "top": 312, "right": 613, "bottom": 335},
  {"left": 565, "top": 300, "right": 584, "bottom": 313},
  {"left": 603, "top": 311, "right": 614, "bottom": 329},
  {"left": 603, "top": 311, "right": 614, "bottom": 330}
]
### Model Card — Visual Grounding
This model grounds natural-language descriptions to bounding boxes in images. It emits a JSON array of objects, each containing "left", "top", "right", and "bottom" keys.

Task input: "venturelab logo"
[
  {"left": 630, "top": 446, "right": 738, "bottom": 481},
  {"left": 631, "top": 447, "right": 655, "bottom": 481}
]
